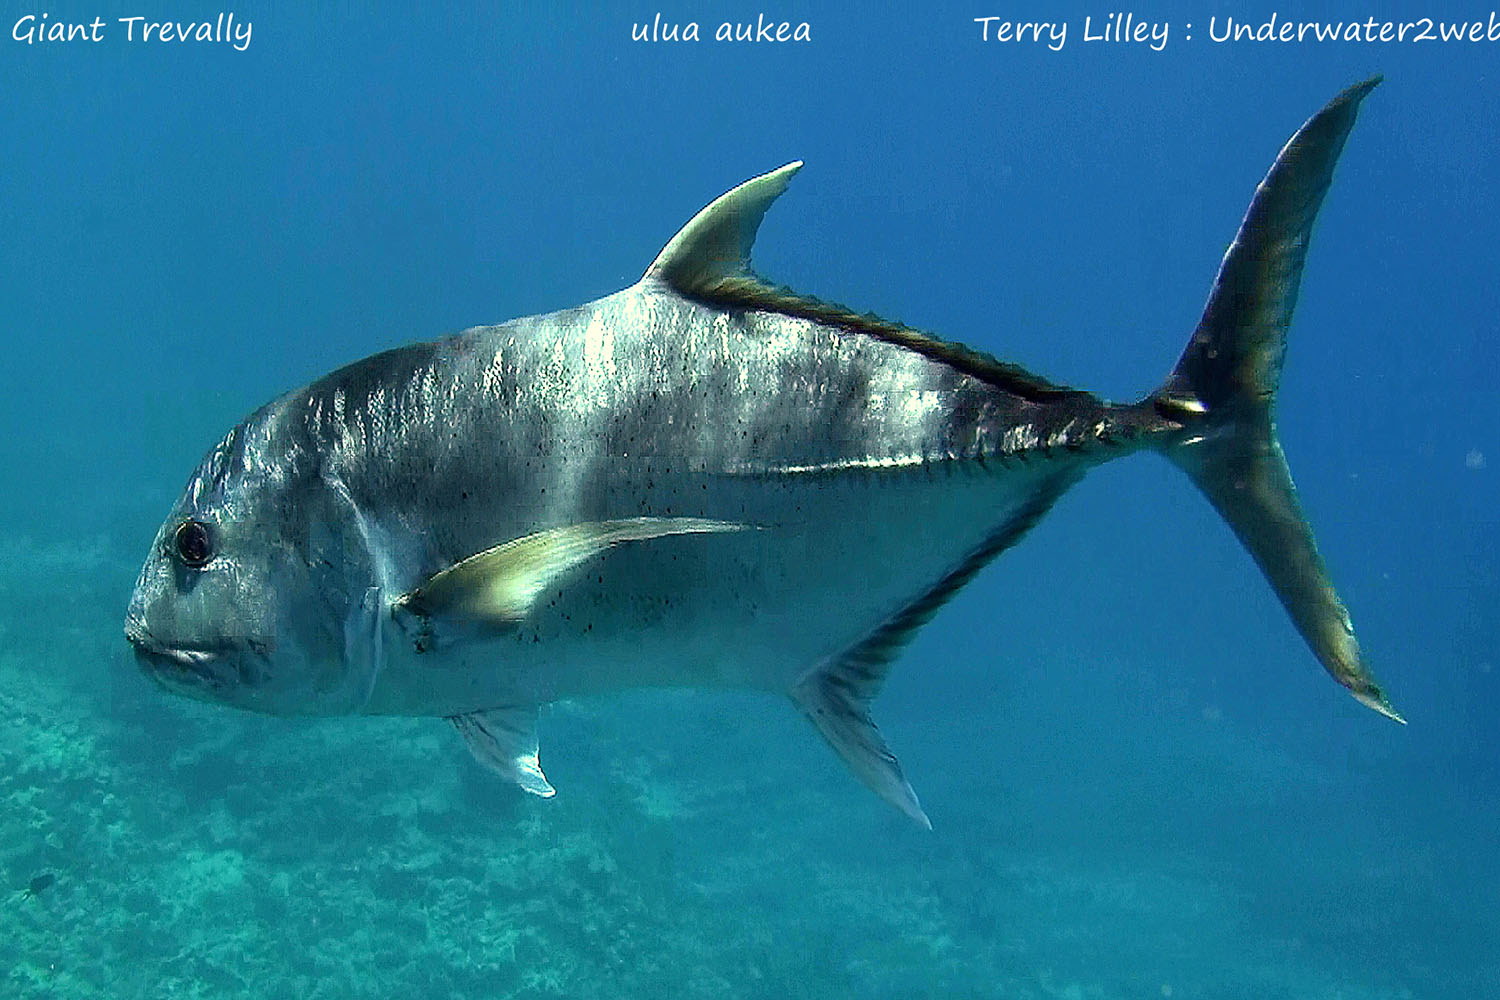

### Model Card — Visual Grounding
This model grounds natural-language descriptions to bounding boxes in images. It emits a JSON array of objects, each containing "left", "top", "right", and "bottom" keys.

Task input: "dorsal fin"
[
  {"left": 644, "top": 161, "right": 803, "bottom": 293},
  {"left": 646, "top": 162, "right": 1086, "bottom": 405}
]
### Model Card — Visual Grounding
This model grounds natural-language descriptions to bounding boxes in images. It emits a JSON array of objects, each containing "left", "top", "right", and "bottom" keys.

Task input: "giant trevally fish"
[{"left": 126, "top": 80, "right": 1400, "bottom": 827}]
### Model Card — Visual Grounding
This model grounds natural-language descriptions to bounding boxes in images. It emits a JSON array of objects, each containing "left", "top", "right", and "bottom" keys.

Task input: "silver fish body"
[
  {"left": 130, "top": 283, "right": 1125, "bottom": 709},
  {"left": 127, "top": 80, "right": 1399, "bottom": 825},
  {"left": 315, "top": 287, "right": 1129, "bottom": 711}
]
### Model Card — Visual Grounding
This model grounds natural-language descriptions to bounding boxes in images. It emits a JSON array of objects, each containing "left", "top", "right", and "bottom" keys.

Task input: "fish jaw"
[{"left": 125, "top": 609, "right": 273, "bottom": 707}]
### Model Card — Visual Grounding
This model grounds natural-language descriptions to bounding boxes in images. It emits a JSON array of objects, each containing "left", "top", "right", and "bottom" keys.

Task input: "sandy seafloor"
[{"left": 2, "top": 3, "right": 1497, "bottom": 998}]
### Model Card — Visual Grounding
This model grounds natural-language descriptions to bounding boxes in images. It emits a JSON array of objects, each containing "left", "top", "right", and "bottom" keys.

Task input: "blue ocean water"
[{"left": 2, "top": 2, "right": 1496, "bottom": 996}]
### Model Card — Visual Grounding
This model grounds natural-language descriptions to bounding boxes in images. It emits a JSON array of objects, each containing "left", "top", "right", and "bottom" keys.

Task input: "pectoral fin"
[{"left": 399, "top": 517, "right": 747, "bottom": 628}]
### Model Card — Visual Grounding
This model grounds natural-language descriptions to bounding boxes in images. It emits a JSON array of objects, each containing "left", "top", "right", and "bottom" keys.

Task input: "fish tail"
[{"left": 1146, "top": 77, "right": 1402, "bottom": 723}]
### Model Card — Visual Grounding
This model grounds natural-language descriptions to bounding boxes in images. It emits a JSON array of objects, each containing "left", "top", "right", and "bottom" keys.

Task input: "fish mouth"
[
  {"left": 143, "top": 645, "right": 223, "bottom": 668},
  {"left": 126, "top": 623, "right": 270, "bottom": 694},
  {"left": 131, "top": 643, "right": 230, "bottom": 696}
]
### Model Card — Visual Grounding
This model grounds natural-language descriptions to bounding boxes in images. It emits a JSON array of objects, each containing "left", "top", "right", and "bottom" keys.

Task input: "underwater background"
[{"left": 2, "top": 2, "right": 1496, "bottom": 997}]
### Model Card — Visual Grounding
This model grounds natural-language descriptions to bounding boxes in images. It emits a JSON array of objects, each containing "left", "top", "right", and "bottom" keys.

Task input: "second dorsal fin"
[
  {"left": 642, "top": 162, "right": 1085, "bottom": 404},
  {"left": 644, "top": 161, "right": 803, "bottom": 295}
]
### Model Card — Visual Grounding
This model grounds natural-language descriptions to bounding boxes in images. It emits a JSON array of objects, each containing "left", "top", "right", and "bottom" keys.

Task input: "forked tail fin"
[{"left": 1150, "top": 77, "right": 1402, "bottom": 723}]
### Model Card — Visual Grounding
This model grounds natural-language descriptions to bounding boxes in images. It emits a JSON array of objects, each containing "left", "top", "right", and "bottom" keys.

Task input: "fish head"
[{"left": 125, "top": 414, "right": 376, "bottom": 716}]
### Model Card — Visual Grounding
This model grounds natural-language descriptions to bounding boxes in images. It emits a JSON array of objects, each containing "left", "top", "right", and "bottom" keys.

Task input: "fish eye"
[{"left": 174, "top": 519, "right": 214, "bottom": 568}]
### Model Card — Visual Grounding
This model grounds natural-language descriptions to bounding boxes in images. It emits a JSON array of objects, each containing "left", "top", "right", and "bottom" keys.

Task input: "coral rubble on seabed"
[{"left": 0, "top": 529, "right": 1436, "bottom": 999}]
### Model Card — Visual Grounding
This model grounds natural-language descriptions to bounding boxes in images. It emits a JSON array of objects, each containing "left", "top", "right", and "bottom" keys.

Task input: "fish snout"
[
  {"left": 124, "top": 609, "right": 228, "bottom": 689},
  {"left": 123, "top": 606, "right": 151, "bottom": 648},
  {"left": 130, "top": 638, "right": 231, "bottom": 700}
]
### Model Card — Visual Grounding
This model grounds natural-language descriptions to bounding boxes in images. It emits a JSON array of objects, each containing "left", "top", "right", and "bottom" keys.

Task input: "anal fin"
[
  {"left": 450, "top": 707, "right": 555, "bottom": 797},
  {"left": 792, "top": 673, "right": 931, "bottom": 829},
  {"left": 792, "top": 473, "right": 1078, "bottom": 829}
]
